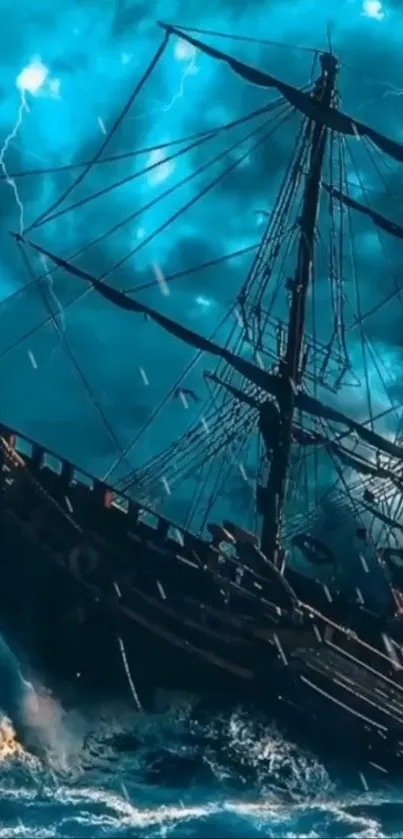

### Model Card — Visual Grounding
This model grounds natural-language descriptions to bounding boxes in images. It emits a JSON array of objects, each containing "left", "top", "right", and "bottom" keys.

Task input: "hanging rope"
[{"left": 116, "top": 635, "right": 143, "bottom": 711}]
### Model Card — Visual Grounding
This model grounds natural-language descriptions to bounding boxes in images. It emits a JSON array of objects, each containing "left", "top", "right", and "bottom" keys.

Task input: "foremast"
[{"left": 260, "top": 52, "right": 339, "bottom": 564}]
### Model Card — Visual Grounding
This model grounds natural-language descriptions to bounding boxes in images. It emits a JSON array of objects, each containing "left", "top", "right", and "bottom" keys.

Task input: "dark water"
[{"left": 1, "top": 646, "right": 403, "bottom": 839}]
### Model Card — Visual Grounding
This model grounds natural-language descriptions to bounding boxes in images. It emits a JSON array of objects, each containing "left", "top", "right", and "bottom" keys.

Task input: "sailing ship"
[{"left": 2, "top": 21, "right": 403, "bottom": 771}]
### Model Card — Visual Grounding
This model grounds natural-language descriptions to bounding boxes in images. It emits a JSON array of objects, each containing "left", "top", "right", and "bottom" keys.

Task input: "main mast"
[{"left": 260, "top": 51, "right": 339, "bottom": 563}]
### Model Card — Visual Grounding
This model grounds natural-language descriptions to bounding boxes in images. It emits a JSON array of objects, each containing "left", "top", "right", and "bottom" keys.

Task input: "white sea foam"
[{"left": 0, "top": 694, "right": 400, "bottom": 838}]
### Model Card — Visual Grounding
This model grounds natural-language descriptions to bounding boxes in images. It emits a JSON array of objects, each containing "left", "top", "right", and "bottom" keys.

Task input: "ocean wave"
[{"left": 0, "top": 693, "right": 403, "bottom": 838}]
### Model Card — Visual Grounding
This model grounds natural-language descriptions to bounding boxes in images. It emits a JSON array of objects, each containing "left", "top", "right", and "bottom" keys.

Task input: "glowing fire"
[{"left": 0, "top": 717, "right": 23, "bottom": 761}]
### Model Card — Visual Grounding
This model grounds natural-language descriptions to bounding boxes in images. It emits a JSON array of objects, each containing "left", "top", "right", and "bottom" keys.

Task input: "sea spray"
[
  {"left": 0, "top": 633, "right": 81, "bottom": 768},
  {"left": 0, "top": 634, "right": 36, "bottom": 731}
]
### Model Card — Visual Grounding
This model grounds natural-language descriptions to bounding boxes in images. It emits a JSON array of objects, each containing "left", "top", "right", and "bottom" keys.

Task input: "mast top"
[{"left": 319, "top": 51, "right": 339, "bottom": 76}]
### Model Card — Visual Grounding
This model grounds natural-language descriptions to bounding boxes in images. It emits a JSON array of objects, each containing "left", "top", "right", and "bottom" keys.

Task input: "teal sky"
[{"left": 0, "top": 0, "right": 402, "bottom": 536}]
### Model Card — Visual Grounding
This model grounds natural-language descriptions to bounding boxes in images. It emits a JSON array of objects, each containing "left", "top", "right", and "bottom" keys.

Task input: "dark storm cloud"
[
  {"left": 2, "top": 0, "right": 403, "bottom": 529},
  {"left": 0, "top": 146, "right": 45, "bottom": 224},
  {"left": 111, "top": 0, "right": 150, "bottom": 38}
]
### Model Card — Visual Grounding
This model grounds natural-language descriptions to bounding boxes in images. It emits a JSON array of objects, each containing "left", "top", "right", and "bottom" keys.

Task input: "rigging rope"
[
  {"left": 17, "top": 242, "right": 130, "bottom": 471},
  {"left": 159, "top": 23, "right": 320, "bottom": 55},
  {"left": 132, "top": 398, "right": 254, "bottom": 504},
  {"left": 104, "top": 307, "right": 236, "bottom": 483},
  {"left": 99, "top": 107, "right": 294, "bottom": 281},
  {"left": 342, "top": 137, "right": 403, "bottom": 424},
  {"left": 1, "top": 118, "right": 280, "bottom": 181},
  {"left": 126, "top": 390, "right": 257, "bottom": 502},
  {"left": 350, "top": 136, "right": 403, "bottom": 309},
  {"left": 25, "top": 31, "right": 171, "bottom": 233},
  {"left": 237, "top": 113, "right": 308, "bottom": 347},
  {"left": 289, "top": 426, "right": 403, "bottom": 540},
  {"left": 1, "top": 108, "right": 286, "bottom": 389},
  {"left": 2, "top": 105, "right": 272, "bottom": 322},
  {"left": 118, "top": 85, "right": 403, "bottom": 528},
  {"left": 31, "top": 103, "right": 279, "bottom": 228},
  {"left": 140, "top": 412, "right": 257, "bottom": 517},
  {"left": 342, "top": 139, "right": 374, "bottom": 429},
  {"left": 121, "top": 338, "right": 245, "bottom": 485},
  {"left": 39, "top": 109, "right": 286, "bottom": 278},
  {"left": 117, "top": 320, "right": 251, "bottom": 496},
  {"left": 142, "top": 360, "right": 402, "bottom": 528},
  {"left": 200, "top": 423, "right": 253, "bottom": 533},
  {"left": 315, "top": 416, "right": 399, "bottom": 574},
  {"left": 364, "top": 136, "right": 403, "bottom": 209},
  {"left": 124, "top": 243, "right": 259, "bottom": 295},
  {"left": 0, "top": 244, "right": 258, "bottom": 373},
  {"left": 183, "top": 325, "right": 244, "bottom": 529}
]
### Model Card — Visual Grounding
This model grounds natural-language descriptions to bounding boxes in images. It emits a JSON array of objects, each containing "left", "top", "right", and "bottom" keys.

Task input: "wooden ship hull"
[{"left": 2, "top": 426, "right": 403, "bottom": 774}]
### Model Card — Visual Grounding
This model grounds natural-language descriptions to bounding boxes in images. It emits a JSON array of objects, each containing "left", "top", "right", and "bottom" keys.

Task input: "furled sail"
[
  {"left": 322, "top": 184, "right": 403, "bottom": 243},
  {"left": 205, "top": 371, "right": 403, "bottom": 485},
  {"left": 297, "top": 392, "right": 403, "bottom": 461},
  {"left": 158, "top": 23, "right": 403, "bottom": 165},
  {"left": 21, "top": 237, "right": 403, "bottom": 465}
]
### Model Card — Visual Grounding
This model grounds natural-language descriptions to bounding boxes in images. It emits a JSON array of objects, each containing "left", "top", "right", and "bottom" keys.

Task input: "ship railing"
[
  {"left": 0, "top": 423, "right": 302, "bottom": 622},
  {"left": 0, "top": 422, "right": 200, "bottom": 559}
]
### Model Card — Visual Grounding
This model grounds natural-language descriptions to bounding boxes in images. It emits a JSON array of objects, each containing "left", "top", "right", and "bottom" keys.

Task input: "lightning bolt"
[
  {"left": 38, "top": 253, "right": 66, "bottom": 354},
  {"left": 129, "top": 50, "right": 198, "bottom": 124},
  {"left": 351, "top": 76, "right": 403, "bottom": 113},
  {"left": 381, "top": 84, "right": 403, "bottom": 99},
  {"left": 160, "top": 51, "right": 197, "bottom": 113},
  {"left": 0, "top": 90, "right": 28, "bottom": 234},
  {"left": 3, "top": 59, "right": 66, "bottom": 359},
  {"left": 40, "top": 254, "right": 67, "bottom": 367},
  {"left": 2, "top": 58, "right": 59, "bottom": 235}
]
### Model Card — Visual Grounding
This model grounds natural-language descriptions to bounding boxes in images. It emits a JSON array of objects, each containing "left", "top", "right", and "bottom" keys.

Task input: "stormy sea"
[
  {"left": 2, "top": 0, "right": 403, "bottom": 831},
  {"left": 0, "top": 633, "right": 402, "bottom": 839}
]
